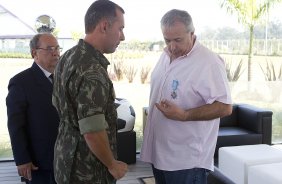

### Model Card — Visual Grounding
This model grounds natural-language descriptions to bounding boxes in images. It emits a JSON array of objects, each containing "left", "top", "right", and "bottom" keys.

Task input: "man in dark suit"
[{"left": 6, "top": 33, "right": 60, "bottom": 184}]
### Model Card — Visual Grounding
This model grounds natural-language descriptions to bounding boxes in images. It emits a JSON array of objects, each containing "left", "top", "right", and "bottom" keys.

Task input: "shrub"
[
  {"left": 225, "top": 58, "right": 244, "bottom": 81},
  {"left": 124, "top": 65, "right": 137, "bottom": 83},
  {"left": 113, "top": 60, "right": 125, "bottom": 81},
  {"left": 140, "top": 66, "right": 151, "bottom": 84},
  {"left": 259, "top": 60, "right": 282, "bottom": 81}
]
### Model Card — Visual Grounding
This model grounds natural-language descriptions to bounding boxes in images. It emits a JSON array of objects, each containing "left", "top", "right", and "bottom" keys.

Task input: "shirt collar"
[
  {"left": 36, "top": 63, "right": 52, "bottom": 78},
  {"left": 78, "top": 39, "right": 110, "bottom": 68}
]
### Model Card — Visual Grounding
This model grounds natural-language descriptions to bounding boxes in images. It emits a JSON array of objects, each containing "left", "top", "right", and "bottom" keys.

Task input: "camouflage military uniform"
[{"left": 52, "top": 39, "right": 117, "bottom": 184}]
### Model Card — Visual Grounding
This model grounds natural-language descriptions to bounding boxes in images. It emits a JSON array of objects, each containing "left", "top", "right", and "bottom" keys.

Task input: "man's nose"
[
  {"left": 52, "top": 49, "right": 60, "bottom": 56},
  {"left": 169, "top": 42, "right": 176, "bottom": 51},
  {"left": 120, "top": 32, "right": 125, "bottom": 41}
]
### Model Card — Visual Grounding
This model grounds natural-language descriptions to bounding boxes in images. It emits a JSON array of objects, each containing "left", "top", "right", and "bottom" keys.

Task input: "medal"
[
  {"left": 171, "top": 80, "right": 179, "bottom": 99},
  {"left": 171, "top": 91, "right": 177, "bottom": 99}
]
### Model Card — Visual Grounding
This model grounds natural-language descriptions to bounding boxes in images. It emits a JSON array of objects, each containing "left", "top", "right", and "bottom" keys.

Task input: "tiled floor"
[{"left": 0, "top": 156, "right": 153, "bottom": 184}]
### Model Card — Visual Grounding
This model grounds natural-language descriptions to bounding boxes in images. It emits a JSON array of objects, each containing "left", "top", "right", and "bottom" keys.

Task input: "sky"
[{"left": 1, "top": 0, "right": 282, "bottom": 41}]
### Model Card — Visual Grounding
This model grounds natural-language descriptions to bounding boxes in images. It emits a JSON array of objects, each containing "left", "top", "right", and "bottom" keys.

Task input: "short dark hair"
[{"left": 84, "top": 0, "right": 124, "bottom": 34}]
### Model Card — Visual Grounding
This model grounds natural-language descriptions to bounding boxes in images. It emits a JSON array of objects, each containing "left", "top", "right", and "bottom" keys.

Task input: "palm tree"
[{"left": 220, "top": 0, "right": 282, "bottom": 81}]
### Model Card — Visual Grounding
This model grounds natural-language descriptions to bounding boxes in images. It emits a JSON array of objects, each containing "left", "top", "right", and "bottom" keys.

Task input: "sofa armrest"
[
  {"left": 208, "top": 167, "right": 235, "bottom": 184},
  {"left": 237, "top": 104, "right": 273, "bottom": 144}
]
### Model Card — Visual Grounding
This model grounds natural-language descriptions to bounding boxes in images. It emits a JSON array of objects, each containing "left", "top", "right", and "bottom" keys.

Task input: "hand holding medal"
[{"left": 155, "top": 99, "right": 187, "bottom": 121}]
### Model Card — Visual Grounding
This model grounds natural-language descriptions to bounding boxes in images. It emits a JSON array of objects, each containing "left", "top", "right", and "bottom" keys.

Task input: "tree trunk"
[{"left": 248, "top": 25, "right": 254, "bottom": 81}]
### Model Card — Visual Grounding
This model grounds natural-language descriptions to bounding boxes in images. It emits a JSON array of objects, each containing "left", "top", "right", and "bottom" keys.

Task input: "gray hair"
[
  {"left": 29, "top": 34, "right": 42, "bottom": 51},
  {"left": 161, "top": 9, "right": 195, "bottom": 33},
  {"left": 29, "top": 33, "right": 50, "bottom": 58},
  {"left": 29, "top": 32, "right": 54, "bottom": 58}
]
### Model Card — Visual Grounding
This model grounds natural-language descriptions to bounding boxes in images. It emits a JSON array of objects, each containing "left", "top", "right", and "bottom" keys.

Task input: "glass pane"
[{"left": 0, "top": 58, "right": 32, "bottom": 160}]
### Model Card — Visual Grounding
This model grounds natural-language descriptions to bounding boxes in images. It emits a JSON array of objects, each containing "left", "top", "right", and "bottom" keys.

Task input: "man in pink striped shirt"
[{"left": 140, "top": 9, "right": 232, "bottom": 184}]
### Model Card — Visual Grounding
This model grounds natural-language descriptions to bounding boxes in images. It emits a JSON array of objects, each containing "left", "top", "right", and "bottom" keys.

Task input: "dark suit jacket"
[{"left": 6, "top": 62, "right": 59, "bottom": 170}]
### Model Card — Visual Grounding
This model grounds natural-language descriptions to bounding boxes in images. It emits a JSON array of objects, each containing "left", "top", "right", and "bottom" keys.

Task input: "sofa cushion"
[{"left": 214, "top": 127, "right": 262, "bottom": 158}]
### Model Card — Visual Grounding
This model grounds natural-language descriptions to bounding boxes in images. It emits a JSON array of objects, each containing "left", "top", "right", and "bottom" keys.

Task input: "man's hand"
[
  {"left": 17, "top": 162, "right": 38, "bottom": 181},
  {"left": 84, "top": 130, "right": 128, "bottom": 180},
  {"left": 108, "top": 160, "right": 128, "bottom": 180},
  {"left": 156, "top": 99, "right": 232, "bottom": 121},
  {"left": 155, "top": 99, "right": 186, "bottom": 121}
]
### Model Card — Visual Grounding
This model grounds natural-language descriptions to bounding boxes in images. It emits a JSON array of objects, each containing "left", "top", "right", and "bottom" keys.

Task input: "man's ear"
[
  {"left": 31, "top": 49, "right": 36, "bottom": 58},
  {"left": 99, "top": 19, "right": 109, "bottom": 33}
]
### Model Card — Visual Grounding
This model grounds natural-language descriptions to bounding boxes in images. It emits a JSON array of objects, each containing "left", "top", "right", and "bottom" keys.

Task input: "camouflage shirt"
[{"left": 52, "top": 39, "right": 117, "bottom": 184}]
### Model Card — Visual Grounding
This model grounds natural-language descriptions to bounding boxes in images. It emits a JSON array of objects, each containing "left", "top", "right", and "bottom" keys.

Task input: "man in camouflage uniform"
[{"left": 52, "top": 0, "right": 127, "bottom": 183}]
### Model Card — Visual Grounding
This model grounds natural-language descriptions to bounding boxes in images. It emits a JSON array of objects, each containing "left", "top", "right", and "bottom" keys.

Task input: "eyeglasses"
[{"left": 36, "top": 46, "right": 63, "bottom": 52}]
